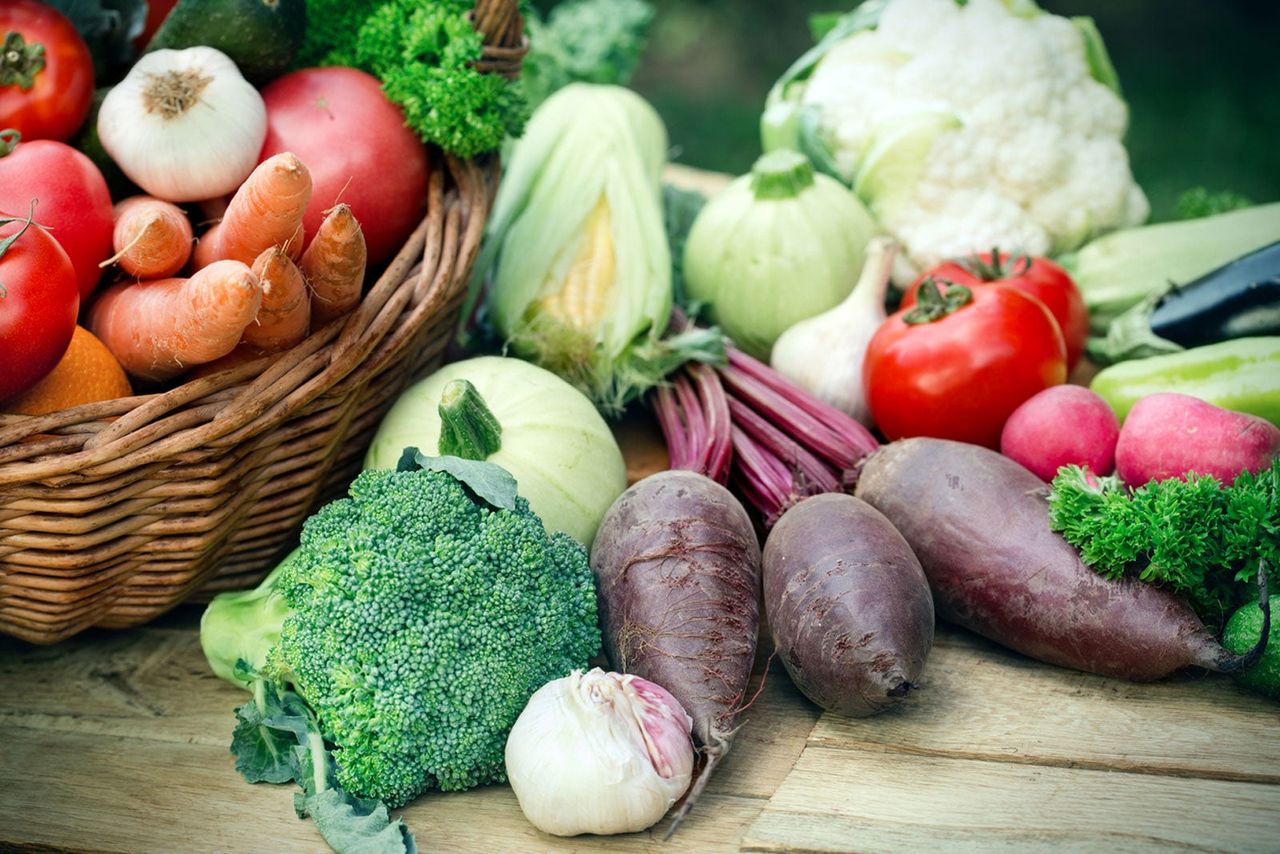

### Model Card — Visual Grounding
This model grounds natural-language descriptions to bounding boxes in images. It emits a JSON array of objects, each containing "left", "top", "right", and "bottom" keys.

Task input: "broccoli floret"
[{"left": 262, "top": 466, "right": 599, "bottom": 808}]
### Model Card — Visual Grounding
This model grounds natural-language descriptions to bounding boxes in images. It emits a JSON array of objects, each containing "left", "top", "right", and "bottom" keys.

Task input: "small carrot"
[
  {"left": 300, "top": 203, "right": 367, "bottom": 328},
  {"left": 88, "top": 260, "right": 263, "bottom": 382},
  {"left": 102, "top": 196, "right": 194, "bottom": 279},
  {"left": 244, "top": 246, "right": 310, "bottom": 352},
  {"left": 193, "top": 152, "right": 312, "bottom": 269}
]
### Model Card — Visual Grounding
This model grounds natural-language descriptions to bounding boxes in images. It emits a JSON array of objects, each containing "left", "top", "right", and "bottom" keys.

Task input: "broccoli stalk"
[{"left": 202, "top": 382, "right": 600, "bottom": 852}]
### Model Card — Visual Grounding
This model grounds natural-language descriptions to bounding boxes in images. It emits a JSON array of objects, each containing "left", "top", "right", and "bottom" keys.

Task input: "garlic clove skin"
[
  {"left": 504, "top": 668, "right": 694, "bottom": 837},
  {"left": 99, "top": 47, "right": 267, "bottom": 203},
  {"left": 770, "top": 237, "right": 898, "bottom": 425}
]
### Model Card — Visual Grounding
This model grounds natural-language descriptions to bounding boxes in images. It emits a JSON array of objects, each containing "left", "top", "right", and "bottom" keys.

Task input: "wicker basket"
[{"left": 0, "top": 0, "right": 527, "bottom": 645}]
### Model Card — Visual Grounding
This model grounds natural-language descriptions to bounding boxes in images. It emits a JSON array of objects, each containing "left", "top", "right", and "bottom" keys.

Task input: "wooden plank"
[
  {"left": 0, "top": 726, "right": 325, "bottom": 854},
  {"left": 404, "top": 788, "right": 765, "bottom": 853},
  {"left": 0, "top": 609, "right": 819, "bottom": 852},
  {"left": 742, "top": 745, "right": 1280, "bottom": 854},
  {"left": 808, "top": 626, "right": 1280, "bottom": 784}
]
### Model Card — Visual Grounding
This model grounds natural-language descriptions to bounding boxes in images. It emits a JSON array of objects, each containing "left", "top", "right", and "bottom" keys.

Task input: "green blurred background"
[{"left": 535, "top": 0, "right": 1280, "bottom": 222}]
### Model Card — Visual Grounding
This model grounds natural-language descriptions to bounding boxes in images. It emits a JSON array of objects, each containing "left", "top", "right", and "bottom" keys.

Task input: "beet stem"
[
  {"left": 693, "top": 364, "right": 733, "bottom": 484},
  {"left": 728, "top": 398, "right": 840, "bottom": 495},
  {"left": 653, "top": 382, "right": 694, "bottom": 472},
  {"left": 724, "top": 347, "right": 879, "bottom": 464}
]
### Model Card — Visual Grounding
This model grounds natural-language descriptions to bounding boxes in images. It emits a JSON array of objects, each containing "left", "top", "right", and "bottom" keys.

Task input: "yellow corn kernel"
[{"left": 536, "top": 198, "right": 616, "bottom": 333}]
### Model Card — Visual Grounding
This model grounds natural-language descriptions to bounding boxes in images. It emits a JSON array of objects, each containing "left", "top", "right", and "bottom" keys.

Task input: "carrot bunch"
[{"left": 89, "top": 152, "right": 371, "bottom": 383}]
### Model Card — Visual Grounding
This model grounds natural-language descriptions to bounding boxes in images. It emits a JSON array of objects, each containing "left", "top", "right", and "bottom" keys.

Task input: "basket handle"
[{"left": 472, "top": 0, "right": 528, "bottom": 78}]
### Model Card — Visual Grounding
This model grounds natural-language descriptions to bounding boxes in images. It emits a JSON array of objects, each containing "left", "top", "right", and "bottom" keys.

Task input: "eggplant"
[
  {"left": 1087, "top": 240, "right": 1280, "bottom": 365},
  {"left": 1150, "top": 240, "right": 1280, "bottom": 348}
]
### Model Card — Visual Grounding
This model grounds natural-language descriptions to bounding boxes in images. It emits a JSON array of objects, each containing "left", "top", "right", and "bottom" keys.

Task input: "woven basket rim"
[{"left": 0, "top": 154, "right": 490, "bottom": 486}]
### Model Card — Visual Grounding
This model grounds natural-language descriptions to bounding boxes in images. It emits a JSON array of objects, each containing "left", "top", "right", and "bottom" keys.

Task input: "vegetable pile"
[{"left": 6, "top": 0, "right": 1280, "bottom": 850}]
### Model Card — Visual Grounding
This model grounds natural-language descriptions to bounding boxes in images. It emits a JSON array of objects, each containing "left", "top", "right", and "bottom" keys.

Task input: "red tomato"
[
  {"left": 0, "top": 212, "right": 79, "bottom": 401},
  {"left": 0, "top": 0, "right": 94, "bottom": 142},
  {"left": 864, "top": 280, "right": 1068, "bottom": 449},
  {"left": 0, "top": 139, "right": 114, "bottom": 300},
  {"left": 259, "top": 67, "right": 431, "bottom": 266},
  {"left": 906, "top": 250, "right": 1088, "bottom": 369}
]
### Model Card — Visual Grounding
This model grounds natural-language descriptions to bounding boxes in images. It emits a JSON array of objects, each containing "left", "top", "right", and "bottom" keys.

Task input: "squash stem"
[
  {"left": 437, "top": 379, "right": 503, "bottom": 461},
  {"left": 749, "top": 149, "right": 814, "bottom": 200}
]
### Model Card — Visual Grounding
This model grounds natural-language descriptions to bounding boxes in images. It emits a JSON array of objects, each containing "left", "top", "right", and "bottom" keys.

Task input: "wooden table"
[{"left": 2, "top": 604, "right": 1278, "bottom": 853}]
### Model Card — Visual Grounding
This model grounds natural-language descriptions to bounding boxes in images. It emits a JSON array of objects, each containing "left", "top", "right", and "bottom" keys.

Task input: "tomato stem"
[
  {"left": 0, "top": 199, "right": 38, "bottom": 262},
  {"left": 0, "top": 32, "right": 46, "bottom": 92},
  {"left": 0, "top": 128, "right": 19, "bottom": 158},
  {"left": 962, "top": 247, "right": 1031, "bottom": 281},
  {"left": 902, "top": 277, "right": 973, "bottom": 324}
]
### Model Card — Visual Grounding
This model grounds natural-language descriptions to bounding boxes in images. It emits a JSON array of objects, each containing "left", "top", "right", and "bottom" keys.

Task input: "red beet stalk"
[{"left": 654, "top": 312, "right": 880, "bottom": 527}]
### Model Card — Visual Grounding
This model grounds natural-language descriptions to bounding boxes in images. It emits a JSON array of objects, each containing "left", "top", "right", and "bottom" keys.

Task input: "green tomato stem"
[
  {"left": 0, "top": 128, "right": 19, "bottom": 157},
  {"left": 749, "top": 149, "right": 815, "bottom": 200},
  {"left": 0, "top": 33, "right": 45, "bottom": 91},
  {"left": 902, "top": 277, "right": 973, "bottom": 324},
  {"left": 0, "top": 200, "right": 38, "bottom": 262},
  {"left": 437, "top": 379, "right": 503, "bottom": 461}
]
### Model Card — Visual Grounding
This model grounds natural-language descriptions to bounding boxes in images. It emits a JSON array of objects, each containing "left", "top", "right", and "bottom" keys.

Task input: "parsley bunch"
[
  {"left": 300, "top": 0, "right": 526, "bottom": 158},
  {"left": 1048, "top": 461, "right": 1279, "bottom": 623}
]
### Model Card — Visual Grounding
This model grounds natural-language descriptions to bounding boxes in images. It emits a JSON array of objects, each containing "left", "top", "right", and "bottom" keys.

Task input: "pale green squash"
[{"left": 364, "top": 356, "right": 627, "bottom": 547}]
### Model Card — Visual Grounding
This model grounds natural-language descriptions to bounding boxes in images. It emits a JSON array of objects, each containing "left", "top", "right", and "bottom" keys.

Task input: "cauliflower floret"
[{"left": 786, "top": 0, "right": 1147, "bottom": 278}]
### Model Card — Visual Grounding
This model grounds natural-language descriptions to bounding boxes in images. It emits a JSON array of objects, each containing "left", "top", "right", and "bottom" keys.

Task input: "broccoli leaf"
[
  {"left": 301, "top": 789, "right": 417, "bottom": 854},
  {"left": 415, "top": 455, "right": 519, "bottom": 511},
  {"left": 230, "top": 678, "right": 304, "bottom": 785},
  {"left": 230, "top": 677, "right": 417, "bottom": 853}
]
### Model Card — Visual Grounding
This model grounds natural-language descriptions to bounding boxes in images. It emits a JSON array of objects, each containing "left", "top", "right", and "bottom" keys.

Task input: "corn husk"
[{"left": 475, "top": 83, "right": 719, "bottom": 413}]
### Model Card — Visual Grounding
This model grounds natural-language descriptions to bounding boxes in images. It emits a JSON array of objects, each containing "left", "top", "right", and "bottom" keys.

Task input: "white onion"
[{"left": 98, "top": 47, "right": 266, "bottom": 203}]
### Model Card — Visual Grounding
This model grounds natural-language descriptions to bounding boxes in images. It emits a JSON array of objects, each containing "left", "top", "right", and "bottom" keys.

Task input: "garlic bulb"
[
  {"left": 504, "top": 668, "right": 694, "bottom": 837},
  {"left": 99, "top": 47, "right": 266, "bottom": 203},
  {"left": 770, "top": 237, "right": 898, "bottom": 425}
]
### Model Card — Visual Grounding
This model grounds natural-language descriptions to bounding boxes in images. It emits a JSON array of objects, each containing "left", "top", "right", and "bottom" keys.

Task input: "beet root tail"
[{"left": 661, "top": 729, "right": 737, "bottom": 841}]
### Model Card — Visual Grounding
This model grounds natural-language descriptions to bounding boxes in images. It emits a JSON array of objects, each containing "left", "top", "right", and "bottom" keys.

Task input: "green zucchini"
[
  {"left": 1090, "top": 337, "right": 1280, "bottom": 426},
  {"left": 145, "top": 0, "right": 307, "bottom": 84},
  {"left": 1060, "top": 203, "right": 1280, "bottom": 334}
]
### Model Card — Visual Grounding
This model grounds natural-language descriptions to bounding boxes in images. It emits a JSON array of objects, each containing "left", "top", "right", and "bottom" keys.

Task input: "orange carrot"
[
  {"left": 103, "top": 196, "right": 194, "bottom": 279},
  {"left": 88, "top": 260, "right": 263, "bottom": 382},
  {"left": 193, "top": 152, "right": 312, "bottom": 268},
  {"left": 244, "top": 246, "right": 310, "bottom": 352},
  {"left": 300, "top": 203, "right": 367, "bottom": 328}
]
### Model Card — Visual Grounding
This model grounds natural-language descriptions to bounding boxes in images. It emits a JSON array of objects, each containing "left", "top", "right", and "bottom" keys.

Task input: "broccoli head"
[{"left": 219, "top": 462, "right": 600, "bottom": 811}]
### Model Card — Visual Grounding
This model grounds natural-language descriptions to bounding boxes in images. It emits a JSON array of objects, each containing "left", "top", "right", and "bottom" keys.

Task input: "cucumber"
[
  {"left": 145, "top": 0, "right": 307, "bottom": 84},
  {"left": 1223, "top": 595, "right": 1280, "bottom": 700}
]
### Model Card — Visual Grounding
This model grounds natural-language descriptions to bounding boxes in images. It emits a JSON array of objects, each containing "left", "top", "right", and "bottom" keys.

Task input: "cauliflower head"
[{"left": 764, "top": 0, "right": 1149, "bottom": 278}]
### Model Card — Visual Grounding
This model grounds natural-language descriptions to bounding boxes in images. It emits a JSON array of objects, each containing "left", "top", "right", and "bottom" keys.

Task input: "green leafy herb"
[
  {"left": 300, "top": 0, "right": 526, "bottom": 157},
  {"left": 1048, "top": 461, "right": 1280, "bottom": 622},
  {"left": 521, "top": 0, "right": 654, "bottom": 110},
  {"left": 1175, "top": 187, "right": 1255, "bottom": 221}
]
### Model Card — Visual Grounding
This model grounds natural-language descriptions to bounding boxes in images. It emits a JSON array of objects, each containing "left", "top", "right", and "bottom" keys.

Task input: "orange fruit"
[{"left": 3, "top": 325, "right": 132, "bottom": 415}]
